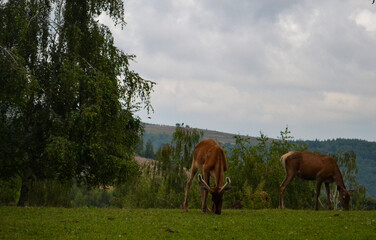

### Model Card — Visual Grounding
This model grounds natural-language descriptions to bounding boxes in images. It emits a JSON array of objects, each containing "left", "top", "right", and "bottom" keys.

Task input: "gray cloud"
[{"left": 101, "top": 0, "right": 376, "bottom": 141}]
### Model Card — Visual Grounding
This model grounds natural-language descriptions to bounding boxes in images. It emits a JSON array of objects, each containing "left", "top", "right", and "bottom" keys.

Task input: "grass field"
[{"left": 1, "top": 207, "right": 376, "bottom": 239}]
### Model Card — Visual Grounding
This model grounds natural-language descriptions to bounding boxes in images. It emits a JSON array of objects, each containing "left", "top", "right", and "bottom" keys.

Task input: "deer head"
[
  {"left": 338, "top": 187, "right": 353, "bottom": 211},
  {"left": 198, "top": 174, "right": 231, "bottom": 214}
]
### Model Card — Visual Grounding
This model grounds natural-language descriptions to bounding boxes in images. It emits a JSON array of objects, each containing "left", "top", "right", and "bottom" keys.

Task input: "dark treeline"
[{"left": 136, "top": 133, "right": 172, "bottom": 158}]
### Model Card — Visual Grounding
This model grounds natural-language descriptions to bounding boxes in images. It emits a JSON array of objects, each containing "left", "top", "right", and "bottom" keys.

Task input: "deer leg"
[
  {"left": 183, "top": 166, "right": 198, "bottom": 212},
  {"left": 201, "top": 172, "right": 210, "bottom": 213},
  {"left": 325, "top": 183, "right": 332, "bottom": 210},
  {"left": 279, "top": 173, "right": 295, "bottom": 209},
  {"left": 315, "top": 180, "right": 323, "bottom": 210}
]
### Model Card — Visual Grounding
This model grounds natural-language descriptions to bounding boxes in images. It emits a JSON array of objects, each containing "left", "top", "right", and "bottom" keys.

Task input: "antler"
[
  {"left": 198, "top": 174, "right": 213, "bottom": 193},
  {"left": 219, "top": 177, "right": 231, "bottom": 193}
]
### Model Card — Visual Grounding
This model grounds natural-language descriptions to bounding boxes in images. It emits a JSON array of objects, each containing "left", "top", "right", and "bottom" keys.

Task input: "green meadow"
[{"left": 1, "top": 207, "right": 375, "bottom": 240}]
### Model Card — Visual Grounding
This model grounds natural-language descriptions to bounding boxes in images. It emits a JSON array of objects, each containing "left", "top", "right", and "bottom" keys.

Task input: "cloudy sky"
[{"left": 102, "top": 0, "right": 376, "bottom": 141}]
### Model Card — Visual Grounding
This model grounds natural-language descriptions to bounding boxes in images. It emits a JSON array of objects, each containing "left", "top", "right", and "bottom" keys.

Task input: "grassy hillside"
[{"left": 1, "top": 207, "right": 376, "bottom": 239}]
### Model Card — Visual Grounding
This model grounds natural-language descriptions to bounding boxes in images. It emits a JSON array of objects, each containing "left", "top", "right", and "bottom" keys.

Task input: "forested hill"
[{"left": 141, "top": 124, "right": 376, "bottom": 198}]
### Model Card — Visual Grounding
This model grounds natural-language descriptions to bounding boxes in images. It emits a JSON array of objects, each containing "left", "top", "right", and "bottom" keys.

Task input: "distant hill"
[
  {"left": 141, "top": 123, "right": 376, "bottom": 198},
  {"left": 143, "top": 123, "right": 258, "bottom": 147}
]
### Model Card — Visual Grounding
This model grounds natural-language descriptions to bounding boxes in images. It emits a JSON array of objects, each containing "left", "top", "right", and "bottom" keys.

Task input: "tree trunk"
[
  {"left": 17, "top": 168, "right": 32, "bottom": 207},
  {"left": 17, "top": 178, "right": 29, "bottom": 207}
]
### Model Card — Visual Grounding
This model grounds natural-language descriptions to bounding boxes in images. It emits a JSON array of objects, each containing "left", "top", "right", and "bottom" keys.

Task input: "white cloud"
[{"left": 353, "top": 10, "right": 376, "bottom": 37}]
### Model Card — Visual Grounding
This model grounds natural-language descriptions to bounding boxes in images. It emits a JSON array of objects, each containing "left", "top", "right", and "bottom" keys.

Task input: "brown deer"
[
  {"left": 279, "top": 151, "right": 353, "bottom": 210},
  {"left": 183, "top": 139, "right": 231, "bottom": 214}
]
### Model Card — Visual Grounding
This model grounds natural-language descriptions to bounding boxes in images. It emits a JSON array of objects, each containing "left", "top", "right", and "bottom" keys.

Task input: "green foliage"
[
  {"left": 172, "top": 125, "right": 203, "bottom": 169},
  {"left": 332, "top": 151, "right": 358, "bottom": 189},
  {"left": 323, "top": 151, "right": 359, "bottom": 210},
  {"left": 111, "top": 126, "right": 371, "bottom": 210},
  {"left": 0, "top": 178, "right": 20, "bottom": 206},
  {"left": 0, "top": 178, "right": 73, "bottom": 207},
  {"left": 135, "top": 137, "right": 144, "bottom": 156},
  {"left": 153, "top": 125, "right": 203, "bottom": 198},
  {"left": 142, "top": 125, "right": 376, "bottom": 199},
  {"left": 27, "top": 180, "right": 72, "bottom": 207},
  {"left": 144, "top": 139, "right": 155, "bottom": 159},
  {"left": 111, "top": 166, "right": 160, "bottom": 208},
  {"left": 349, "top": 185, "right": 367, "bottom": 210},
  {"left": 112, "top": 164, "right": 202, "bottom": 209},
  {"left": 242, "top": 180, "right": 270, "bottom": 209},
  {"left": 0, "top": 0, "right": 154, "bottom": 205},
  {"left": 71, "top": 184, "right": 113, "bottom": 208},
  {"left": 364, "top": 196, "right": 376, "bottom": 210},
  {"left": 112, "top": 125, "right": 203, "bottom": 209},
  {"left": 225, "top": 128, "right": 313, "bottom": 209},
  {"left": 225, "top": 129, "right": 372, "bottom": 210}
]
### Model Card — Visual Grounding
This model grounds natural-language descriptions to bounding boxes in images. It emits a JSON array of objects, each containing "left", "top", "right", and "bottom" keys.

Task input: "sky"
[{"left": 101, "top": 0, "right": 376, "bottom": 141}]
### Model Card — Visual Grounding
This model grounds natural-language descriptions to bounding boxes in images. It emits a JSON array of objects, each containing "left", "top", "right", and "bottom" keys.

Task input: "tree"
[
  {"left": 135, "top": 137, "right": 144, "bottom": 156},
  {"left": 144, "top": 139, "right": 155, "bottom": 159},
  {"left": 172, "top": 124, "right": 203, "bottom": 169},
  {"left": 153, "top": 125, "right": 203, "bottom": 204},
  {"left": 0, "top": 0, "right": 154, "bottom": 206},
  {"left": 326, "top": 151, "right": 361, "bottom": 210}
]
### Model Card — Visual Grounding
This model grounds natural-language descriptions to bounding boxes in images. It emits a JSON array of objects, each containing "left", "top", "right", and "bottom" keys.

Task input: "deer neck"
[{"left": 334, "top": 168, "right": 347, "bottom": 191}]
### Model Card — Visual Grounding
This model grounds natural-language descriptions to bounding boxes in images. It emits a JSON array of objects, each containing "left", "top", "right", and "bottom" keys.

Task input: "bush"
[
  {"left": 0, "top": 178, "right": 21, "bottom": 206},
  {"left": 71, "top": 184, "right": 113, "bottom": 208},
  {"left": 28, "top": 179, "right": 72, "bottom": 207},
  {"left": 111, "top": 164, "right": 203, "bottom": 209}
]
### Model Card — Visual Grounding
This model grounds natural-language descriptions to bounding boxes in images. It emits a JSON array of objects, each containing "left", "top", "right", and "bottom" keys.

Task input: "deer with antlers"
[
  {"left": 279, "top": 151, "right": 353, "bottom": 210},
  {"left": 183, "top": 139, "right": 231, "bottom": 214}
]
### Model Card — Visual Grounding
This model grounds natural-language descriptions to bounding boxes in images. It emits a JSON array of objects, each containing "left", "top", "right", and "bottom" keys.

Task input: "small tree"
[
  {"left": 172, "top": 124, "right": 203, "bottom": 169},
  {"left": 156, "top": 125, "right": 203, "bottom": 193},
  {"left": 135, "top": 137, "right": 144, "bottom": 156},
  {"left": 144, "top": 139, "right": 155, "bottom": 159}
]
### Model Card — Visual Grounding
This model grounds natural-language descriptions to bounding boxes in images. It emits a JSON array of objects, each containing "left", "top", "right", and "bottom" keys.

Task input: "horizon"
[{"left": 142, "top": 121, "right": 376, "bottom": 143}]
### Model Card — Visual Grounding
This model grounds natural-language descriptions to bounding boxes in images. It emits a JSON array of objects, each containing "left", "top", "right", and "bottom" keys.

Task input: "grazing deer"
[
  {"left": 279, "top": 151, "right": 353, "bottom": 210},
  {"left": 183, "top": 139, "right": 231, "bottom": 214}
]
